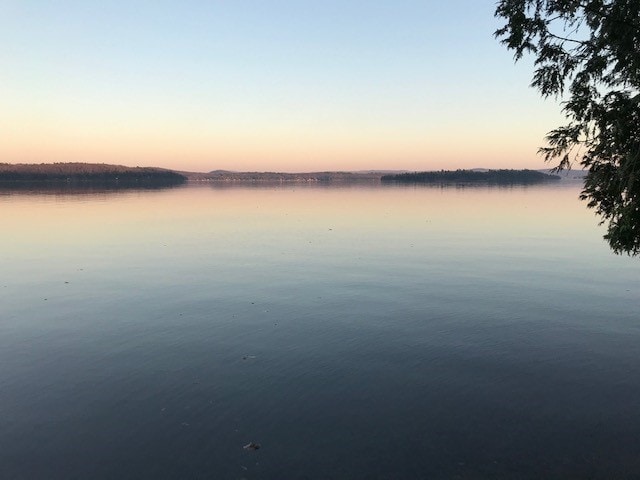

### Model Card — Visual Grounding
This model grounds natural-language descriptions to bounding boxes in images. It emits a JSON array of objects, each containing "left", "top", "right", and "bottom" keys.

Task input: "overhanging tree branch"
[{"left": 495, "top": 0, "right": 640, "bottom": 255}]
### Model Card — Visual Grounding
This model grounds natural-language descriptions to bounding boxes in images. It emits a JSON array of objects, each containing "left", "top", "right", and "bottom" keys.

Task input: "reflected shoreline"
[
  {"left": 0, "top": 179, "right": 584, "bottom": 197},
  {"left": 196, "top": 178, "right": 584, "bottom": 191},
  {"left": 0, "top": 179, "right": 187, "bottom": 196}
]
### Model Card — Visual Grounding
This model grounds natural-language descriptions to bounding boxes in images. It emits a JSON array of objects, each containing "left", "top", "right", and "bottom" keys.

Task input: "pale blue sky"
[{"left": 1, "top": 0, "right": 562, "bottom": 172}]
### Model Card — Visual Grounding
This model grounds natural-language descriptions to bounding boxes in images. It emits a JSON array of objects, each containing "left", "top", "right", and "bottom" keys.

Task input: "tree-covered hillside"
[{"left": 0, "top": 163, "right": 186, "bottom": 187}]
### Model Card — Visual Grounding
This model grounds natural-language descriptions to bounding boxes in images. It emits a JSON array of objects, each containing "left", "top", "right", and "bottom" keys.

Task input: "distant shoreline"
[
  {"left": 0, "top": 163, "right": 586, "bottom": 188},
  {"left": 381, "top": 169, "right": 562, "bottom": 185},
  {"left": 0, "top": 163, "right": 187, "bottom": 188},
  {"left": 183, "top": 170, "right": 384, "bottom": 183}
]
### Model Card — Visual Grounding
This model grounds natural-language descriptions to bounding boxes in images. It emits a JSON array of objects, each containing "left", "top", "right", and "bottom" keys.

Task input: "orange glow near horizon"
[{"left": 1, "top": 117, "right": 550, "bottom": 173}]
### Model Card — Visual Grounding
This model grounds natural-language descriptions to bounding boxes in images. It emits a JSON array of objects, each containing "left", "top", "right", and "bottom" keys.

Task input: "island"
[
  {"left": 380, "top": 169, "right": 561, "bottom": 185},
  {"left": 0, "top": 163, "right": 187, "bottom": 189}
]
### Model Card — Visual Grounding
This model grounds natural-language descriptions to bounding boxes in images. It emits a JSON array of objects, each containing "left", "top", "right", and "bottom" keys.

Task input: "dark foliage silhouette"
[{"left": 495, "top": 0, "right": 640, "bottom": 254}]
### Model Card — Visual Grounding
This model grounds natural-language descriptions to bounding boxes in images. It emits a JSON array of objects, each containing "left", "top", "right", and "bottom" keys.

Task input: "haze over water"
[{"left": 1, "top": 183, "right": 639, "bottom": 479}]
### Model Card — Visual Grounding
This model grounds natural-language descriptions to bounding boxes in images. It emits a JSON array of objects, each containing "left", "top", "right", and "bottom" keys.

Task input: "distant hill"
[
  {"left": 381, "top": 169, "right": 561, "bottom": 185},
  {"left": 0, "top": 163, "right": 187, "bottom": 188}
]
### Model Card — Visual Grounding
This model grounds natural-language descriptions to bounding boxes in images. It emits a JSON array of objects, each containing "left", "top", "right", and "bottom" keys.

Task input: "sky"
[{"left": 0, "top": 0, "right": 565, "bottom": 173}]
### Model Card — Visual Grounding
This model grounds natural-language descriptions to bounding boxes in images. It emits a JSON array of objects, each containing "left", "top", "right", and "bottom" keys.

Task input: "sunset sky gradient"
[{"left": 1, "top": 0, "right": 564, "bottom": 172}]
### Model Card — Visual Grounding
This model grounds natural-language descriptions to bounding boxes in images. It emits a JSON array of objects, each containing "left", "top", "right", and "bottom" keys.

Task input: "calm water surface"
[{"left": 1, "top": 184, "right": 639, "bottom": 479}]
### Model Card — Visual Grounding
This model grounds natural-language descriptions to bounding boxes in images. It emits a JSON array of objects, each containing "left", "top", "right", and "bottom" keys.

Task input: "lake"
[{"left": 1, "top": 183, "right": 639, "bottom": 479}]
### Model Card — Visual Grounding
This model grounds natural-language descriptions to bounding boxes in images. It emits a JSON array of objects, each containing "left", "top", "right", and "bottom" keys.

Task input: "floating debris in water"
[{"left": 243, "top": 442, "right": 261, "bottom": 451}]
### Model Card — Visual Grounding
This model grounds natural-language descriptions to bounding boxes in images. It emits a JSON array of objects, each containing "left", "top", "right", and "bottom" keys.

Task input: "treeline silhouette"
[
  {"left": 0, "top": 163, "right": 187, "bottom": 188},
  {"left": 381, "top": 169, "right": 561, "bottom": 184}
]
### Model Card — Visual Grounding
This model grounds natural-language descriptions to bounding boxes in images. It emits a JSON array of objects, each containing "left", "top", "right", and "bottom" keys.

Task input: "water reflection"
[
  {"left": 0, "top": 180, "right": 187, "bottom": 197},
  {"left": 0, "top": 183, "right": 638, "bottom": 480}
]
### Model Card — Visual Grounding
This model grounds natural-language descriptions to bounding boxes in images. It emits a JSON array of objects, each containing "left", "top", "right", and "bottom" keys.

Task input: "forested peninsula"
[
  {"left": 381, "top": 169, "right": 561, "bottom": 185},
  {"left": 0, "top": 163, "right": 187, "bottom": 188}
]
